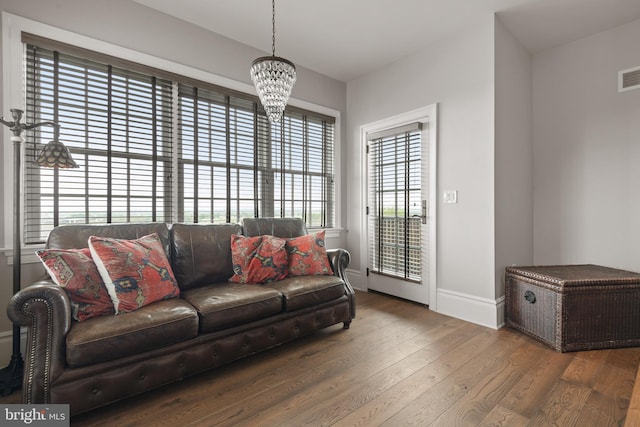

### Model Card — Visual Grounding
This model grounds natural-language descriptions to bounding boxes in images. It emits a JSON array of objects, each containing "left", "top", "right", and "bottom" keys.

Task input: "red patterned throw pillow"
[
  {"left": 230, "top": 235, "right": 262, "bottom": 280},
  {"left": 89, "top": 233, "right": 180, "bottom": 314},
  {"left": 36, "top": 248, "right": 114, "bottom": 321},
  {"left": 286, "top": 231, "right": 333, "bottom": 277},
  {"left": 230, "top": 234, "right": 288, "bottom": 284}
]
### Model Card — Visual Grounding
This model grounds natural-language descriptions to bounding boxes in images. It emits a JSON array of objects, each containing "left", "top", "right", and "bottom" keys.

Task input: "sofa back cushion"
[
  {"left": 242, "top": 217, "right": 307, "bottom": 238},
  {"left": 171, "top": 223, "right": 241, "bottom": 290},
  {"left": 46, "top": 222, "right": 171, "bottom": 255}
]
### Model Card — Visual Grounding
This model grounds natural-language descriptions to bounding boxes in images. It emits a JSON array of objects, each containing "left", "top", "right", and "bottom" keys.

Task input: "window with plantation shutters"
[
  {"left": 177, "top": 85, "right": 270, "bottom": 223},
  {"left": 21, "top": 34, "right": 336, "bottom": 245},
  {"left": 368, "top": 124, "right": 422, "bottom": 282},
  {"left": 273, "top": 112, "right": 334, "bottom": 227},
  {"left": 24, "top": 44, "right": 173, "bottom": 244},
  {"left": 177, "top": 84, "right": 335, "bottom": 226}
]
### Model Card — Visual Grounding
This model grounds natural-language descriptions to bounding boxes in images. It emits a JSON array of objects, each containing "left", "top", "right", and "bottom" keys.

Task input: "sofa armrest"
[
  {"left": 326, "top": 248, "right": 356, "bottom": 319},
  {"left": 6, "top": 281, "right": 72, "bottom": 404}
]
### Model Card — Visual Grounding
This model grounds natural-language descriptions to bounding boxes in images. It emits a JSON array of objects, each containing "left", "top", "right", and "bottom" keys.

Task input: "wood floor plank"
[
  {"left": 280, "top": 321, "right": 485, "bottom": 427},
  {"left": 378, "top": 329, "right": 527, "bottom": 426},
  {"left": 561, "top": 349, "right": 610, "bottom": 388},
  {"left": 580, "top": 355, "right": 638, "bottom": 426},
  {"left": 429, "top": 340, "right": 546, "bottom": 426},
  {"left": 594, "top": 358, "right": 636, "bottom": 401},
  {"left": 605, "top": 347, "right": 640, "bottom": 373},
  {"left": 476, "top": 405, "right": 530, "bottom": 427},
  {"left": 626, "top": 370, "right": 640, "bottom": 427},
  {"left": 577, "top": 389, "right": 627, "bottom": 427},
  {"left": 528, "top": 380, "right": 592, "bottom": 426},
  {"left": 330, "top": 324, "right": 496, "bottom": 427},
  {"left": 497, "top": 342, "right": 574, "bottom": 418}
]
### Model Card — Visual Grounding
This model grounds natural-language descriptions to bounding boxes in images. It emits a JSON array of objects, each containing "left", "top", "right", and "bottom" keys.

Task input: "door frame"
[{"left": 360, "top": 104, "right": 438, "bottom": 310}]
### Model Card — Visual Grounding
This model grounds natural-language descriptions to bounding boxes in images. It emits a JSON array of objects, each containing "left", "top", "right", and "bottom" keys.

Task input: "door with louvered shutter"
[{"left": 367, "top": 122, "right": 430, "bottom": 304}]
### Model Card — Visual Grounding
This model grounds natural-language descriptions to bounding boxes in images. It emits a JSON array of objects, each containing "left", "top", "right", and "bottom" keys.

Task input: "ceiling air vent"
[{"left": 619, "top": 66, "right": 640, "bottom": 92}]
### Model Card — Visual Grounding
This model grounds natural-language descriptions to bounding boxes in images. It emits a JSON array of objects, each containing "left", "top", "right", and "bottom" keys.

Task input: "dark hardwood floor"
[{"left": 2, "top": 289, "right": 639, "bottom": 426}]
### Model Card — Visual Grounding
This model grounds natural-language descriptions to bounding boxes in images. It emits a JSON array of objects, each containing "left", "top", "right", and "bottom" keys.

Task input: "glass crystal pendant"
[{"left": 250, "top": 56, "right": 296, "bottom": 123}]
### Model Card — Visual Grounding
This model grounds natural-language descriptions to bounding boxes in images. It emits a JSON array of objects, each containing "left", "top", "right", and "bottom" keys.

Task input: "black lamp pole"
[{"left": 0, "top": 109, "right": 67, "bottom": 396}]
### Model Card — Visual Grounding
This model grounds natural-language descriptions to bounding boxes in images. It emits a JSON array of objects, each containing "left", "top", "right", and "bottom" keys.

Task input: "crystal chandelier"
[{"left": 250, "top": 0, "right": 296, "bottom": 123}]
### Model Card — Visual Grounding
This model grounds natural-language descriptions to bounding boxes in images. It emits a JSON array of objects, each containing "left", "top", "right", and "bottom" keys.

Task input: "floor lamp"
[{"left": 0, "top": 108, "right": 78, "bottom": 396}]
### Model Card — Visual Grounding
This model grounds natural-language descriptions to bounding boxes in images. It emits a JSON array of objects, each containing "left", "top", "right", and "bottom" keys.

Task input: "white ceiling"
[{"left": 133, "top": 0, "right": 640, "bottom": 82}]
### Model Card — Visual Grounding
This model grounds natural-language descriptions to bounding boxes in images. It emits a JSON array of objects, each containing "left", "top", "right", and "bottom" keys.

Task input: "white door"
[{"left": 364, "top": 107, "right": 436, "bottom": 306}]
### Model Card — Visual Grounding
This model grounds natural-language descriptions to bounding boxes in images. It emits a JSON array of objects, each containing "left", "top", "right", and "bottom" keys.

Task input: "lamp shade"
[{"left": 35, "top": 139, "right": 79, "bottom": 169}]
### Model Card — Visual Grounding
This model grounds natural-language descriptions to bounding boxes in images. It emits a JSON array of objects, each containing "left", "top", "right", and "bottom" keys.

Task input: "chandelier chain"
[{"left": 272, "top": 0, "right": 276, "bottom": 56}]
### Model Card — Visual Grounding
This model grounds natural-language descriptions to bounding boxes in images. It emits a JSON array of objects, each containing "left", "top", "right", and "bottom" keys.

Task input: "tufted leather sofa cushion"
[
  {"left": 171, "top": 223, "right": 242, "bottom": 290},
  {"left": 265, "top": 275, "right": 347, "bottom": 311},
  {"left": 182, "top": 283, "right": 284, "bottom": 333},
  {"left": 66, "top": 298, "right": 198, "bottom": 368}
]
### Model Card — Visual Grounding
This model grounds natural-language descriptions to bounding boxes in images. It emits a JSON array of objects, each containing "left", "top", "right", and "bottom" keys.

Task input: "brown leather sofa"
[{"left": 7, "top": 218, "right": 355, "bottom": 416}]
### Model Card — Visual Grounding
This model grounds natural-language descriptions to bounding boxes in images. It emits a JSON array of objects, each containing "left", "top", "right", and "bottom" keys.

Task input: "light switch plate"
[{"left": 444, "top": 190, "right": 458, "bottom": 204}]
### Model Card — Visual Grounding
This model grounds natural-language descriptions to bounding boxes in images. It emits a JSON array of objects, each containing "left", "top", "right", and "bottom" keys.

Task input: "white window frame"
[{"left": 1, "top": 12, "right": 343, "bottom": 263}]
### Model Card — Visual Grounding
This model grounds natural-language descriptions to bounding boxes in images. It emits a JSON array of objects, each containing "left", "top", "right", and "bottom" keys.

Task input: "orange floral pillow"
[
  {"left": 89, "top": 233, "right": 180, "bottom": 314},
  {"left": 36, "top": 247, "right": 114, "bottom": 321},
  {"left": 230, "top": 234, "right": 288, "bottom": 284},
  {"left": 286, "top": 231, "right": 333, "bottom": 277}
]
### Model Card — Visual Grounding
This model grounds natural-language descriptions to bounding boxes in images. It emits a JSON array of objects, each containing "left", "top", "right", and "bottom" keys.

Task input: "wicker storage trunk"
[{"left": 505, "top": 264, "right": 640, "bottom": 352}]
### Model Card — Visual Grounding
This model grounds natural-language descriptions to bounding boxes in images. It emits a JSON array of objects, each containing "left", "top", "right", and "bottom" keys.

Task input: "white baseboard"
[
  {"left": 436, "top": 288, "right": 505, "bottom": 330},
  {"left": 344, "top": 270, "right": 506, "bottom": 330}
]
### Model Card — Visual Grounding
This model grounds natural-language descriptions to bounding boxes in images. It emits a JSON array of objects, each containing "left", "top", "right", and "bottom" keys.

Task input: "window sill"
[
  {"left": 1, "top": 246, "right": 44, "bottom": 265},
  {"left": 311, "top": 227, "right": 344, "bottom": 239}
]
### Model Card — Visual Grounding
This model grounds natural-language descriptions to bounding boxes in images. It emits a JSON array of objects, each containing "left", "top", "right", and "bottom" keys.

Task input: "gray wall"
[
  {"left": 346, "top": 15, "right": 500, "bottom": 326},
  {"left": 533, "top": 18, "right": 640, "bottom": 270},
  {"left": 0, "top": 0, "right": 346, "bottom": 365}
]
